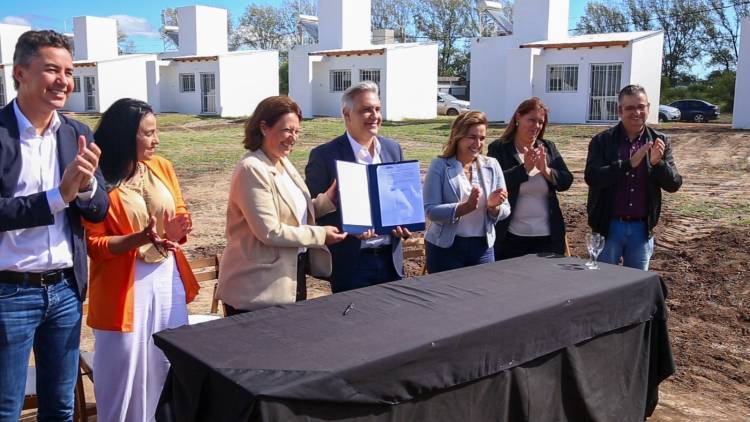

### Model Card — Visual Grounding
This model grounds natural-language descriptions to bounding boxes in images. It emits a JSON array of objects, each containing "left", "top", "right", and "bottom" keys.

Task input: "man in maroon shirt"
[{"left": 584, "top": 85, "right": 682, "bottom": 270}]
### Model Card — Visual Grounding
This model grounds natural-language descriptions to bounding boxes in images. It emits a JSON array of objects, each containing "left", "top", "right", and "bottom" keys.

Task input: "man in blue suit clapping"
[
  {"left": 0, "top": 30, "right": 109, "bottom": 420},
  {"left": 305, "top": 81, "right": 410, "bottom": 293}
]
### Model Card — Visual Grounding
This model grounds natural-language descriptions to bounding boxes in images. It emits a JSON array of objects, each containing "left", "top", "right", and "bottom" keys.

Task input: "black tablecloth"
[{"left": 155, "top": 255, "right": 674, "bottom": 421}]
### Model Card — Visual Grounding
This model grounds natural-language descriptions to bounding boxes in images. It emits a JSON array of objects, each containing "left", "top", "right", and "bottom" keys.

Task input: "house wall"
[
  {"left": 66, "top": 66, "right": 97, "bottom": 112},
  {"left": 504, "top": 48, "right": 538, "bottom": 121},
  {"left": 0, "top": 23, "right": 30, "bottom": 64},
  {"left": 288, "top": 45, "right": 319, "bottom": 118},
  {"left": 217, "top": 51, "right": 278, "bottom": 117},
  {"left": 310, "top": 54, "right": 386, "bottom": 118},
  {"left": 384, "top": 44, "right": 438, "bottom": 120},
  {"left": 530, "top": 46, "right": 632, "bottom": 124},
  {"left": 734, "top": 17, "right": 750, "bottom": 128},
  {"left": 158, "top": 60, "right": 220, "bottom": 115},
  {"left": 629, "top": 33, "right": 663, "bottom": 124},
  {"left": 177, "top": 5, "right": 228, "bottom": 56},
  {"left": 470, "top": 36, "right": 518, "bottom": 121},
  {"left": 318, "top": 0, "right": 372, "bottom": 50},
  {"left": 96, "top": 56, "right": 153, "bottom": 113},
  {"left": 73, "top": 16, "right": 118, "bottom": 61},
  {"left": 513, "top": 0, "right": 569, "bottom": 44}
]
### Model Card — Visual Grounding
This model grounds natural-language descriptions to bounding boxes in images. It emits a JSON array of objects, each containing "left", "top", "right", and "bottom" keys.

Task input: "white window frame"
[
  {"left": 359, "top": 69, "right": 381, "bottom": 89},
  {"left": 179, "top": 73, "right": 196, "bottom": 93},
  {"left": 72, "top": 76, "right": 81, "bottom": 93},
  {"left": 0, "top": 76, "right": 5, "bottom": 107},
  {"left": 546, "top": 64, "right": 578, "bottom": 93},
  {"left": 329, "top": 69, "right": 351, "bottom": 93}
]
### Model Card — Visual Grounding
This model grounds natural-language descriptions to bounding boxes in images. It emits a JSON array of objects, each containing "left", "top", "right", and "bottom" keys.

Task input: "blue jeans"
[
  {"left": 0, "top": 275, "right": 81, "bottom": 421},
  {"left": 426, "top": 236, "right": 495, "bottom": 273},
  {"left": 598, "top": 219, "right": 655, "bottom": 270}
]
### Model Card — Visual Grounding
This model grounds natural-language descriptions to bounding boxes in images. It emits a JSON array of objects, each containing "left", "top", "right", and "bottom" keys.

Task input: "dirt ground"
[{"left": 56, "top": 122, "right": 748, "bottom": 421}]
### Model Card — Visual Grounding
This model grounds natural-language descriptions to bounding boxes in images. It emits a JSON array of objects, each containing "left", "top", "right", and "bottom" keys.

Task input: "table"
[{"left": 154, "top": 255, "right": 674, "bottom": 421}]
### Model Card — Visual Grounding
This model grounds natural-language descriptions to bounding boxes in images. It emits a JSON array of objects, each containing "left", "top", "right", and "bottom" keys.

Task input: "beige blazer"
[{"left": 217, "top": 149, "right": 335, "bottom": 311}]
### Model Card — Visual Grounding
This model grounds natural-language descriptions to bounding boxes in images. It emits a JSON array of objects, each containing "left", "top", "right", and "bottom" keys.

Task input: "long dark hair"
[
  {"left": 94, "top": 98, "right": 153, "bottom": 189},
  {"left": 499, "top": 97, "right": 549, "bottom": 143}
]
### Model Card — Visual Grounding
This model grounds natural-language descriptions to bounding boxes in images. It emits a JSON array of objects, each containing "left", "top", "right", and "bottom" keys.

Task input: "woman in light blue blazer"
[{"left": 423, "top": 111, "right": 511, "bottom": 273}]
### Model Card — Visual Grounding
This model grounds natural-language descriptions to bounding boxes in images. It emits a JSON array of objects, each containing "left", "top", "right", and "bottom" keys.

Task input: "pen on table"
[{"left": 342, "top": 302, "right": 354, "bottom": 316}]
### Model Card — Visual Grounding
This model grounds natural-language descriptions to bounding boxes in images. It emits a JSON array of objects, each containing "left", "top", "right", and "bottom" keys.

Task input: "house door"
[
  {"left": 200, "top": 73, "right": 216, "bottom": 114},
  {"left": 84, "top": 76, "right": 97, "bottom": 112},
  {"left": 588, "top": 64, "right": 622, "bottom": 122}
]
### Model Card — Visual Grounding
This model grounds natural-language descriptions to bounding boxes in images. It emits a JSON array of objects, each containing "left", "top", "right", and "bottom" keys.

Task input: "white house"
[
  {"left": 0, "top": 23, "right": 31, "bottom": 107},
  {"left": 470, "top": 0, "right": 664, "bottom": 124},
  {"left": 66, "top": 16, "right": 155, "bottom": 113},
  {"left": 732, "top": 17, "right": 750, "bottom": 129},
  {"left": 289, "top": 0, "right": 438, "bottom": 121},
  {"left": 148, "top": 5, "right": 278, "bottom": 117}
]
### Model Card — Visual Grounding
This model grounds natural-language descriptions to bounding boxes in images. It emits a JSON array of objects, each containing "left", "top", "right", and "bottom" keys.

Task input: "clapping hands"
[{"left": 60, "top": 136, "right": 101, "bottom": 203}]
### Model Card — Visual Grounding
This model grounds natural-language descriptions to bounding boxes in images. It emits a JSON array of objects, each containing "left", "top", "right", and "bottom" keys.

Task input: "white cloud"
[
  {"left": 2, "top": 16, "right": 32, "bottom": 27},
  {"left": 108, "top": 15, "right": 159, "bottom": 38}
]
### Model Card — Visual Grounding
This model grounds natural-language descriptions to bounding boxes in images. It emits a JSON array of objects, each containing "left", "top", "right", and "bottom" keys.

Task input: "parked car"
[
  {"left": 437, "top": 92, "right": 470, "bottom": 116},
  {"left": 658, "top": 105, "right": 681, "bottom": 122},
  {"left": 668, "top": 99, "right": 720, "bottom": 123}
]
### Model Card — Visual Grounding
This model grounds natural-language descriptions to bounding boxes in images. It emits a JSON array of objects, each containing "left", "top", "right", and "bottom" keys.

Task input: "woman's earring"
[{"left": 515, "top": 121, "right": 519, "bottom": 127}]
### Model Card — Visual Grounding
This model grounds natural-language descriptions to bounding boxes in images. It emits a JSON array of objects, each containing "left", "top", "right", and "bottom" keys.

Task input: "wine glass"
[{"left": 585, "top": 233, "right": 605, "bottom": 269}]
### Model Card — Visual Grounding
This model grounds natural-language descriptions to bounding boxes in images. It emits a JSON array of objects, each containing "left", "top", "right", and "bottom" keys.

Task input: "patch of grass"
[{"left": 672, "top": 198, "right": 750, "bottom": 224}]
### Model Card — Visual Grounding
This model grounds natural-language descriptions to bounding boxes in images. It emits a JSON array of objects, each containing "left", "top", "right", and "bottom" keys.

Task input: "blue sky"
[{"left": 1, "top": 0, "right": 588, "bottom": 53}]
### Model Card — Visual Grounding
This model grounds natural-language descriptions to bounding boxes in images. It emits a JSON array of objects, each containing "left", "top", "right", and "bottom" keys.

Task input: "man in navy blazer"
[
  {"left": 306, "top": 81, "right": 410, "bottom": 293},
  {"left": 0, "top": 30, "right": 108, "bottom": 420}
]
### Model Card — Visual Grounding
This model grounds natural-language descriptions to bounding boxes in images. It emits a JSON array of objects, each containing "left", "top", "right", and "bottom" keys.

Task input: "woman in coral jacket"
[{"left": 82, "top": 98, "right": 199, "bottom": 422}]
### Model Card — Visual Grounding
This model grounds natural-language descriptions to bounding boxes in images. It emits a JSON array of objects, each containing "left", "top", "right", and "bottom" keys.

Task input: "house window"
[
  {"left": 359, "top": 69, "right": 381, "bottom": 89},
  {"left": 180, "top": 73, "right": 196, "bottom": 92},
  {"left": 72, "top": 77, "right": 81, "bottom": 93},
  {"left": 547, "top": 65, "right": 578, "bottom": 92},
  {"left": 329, "top": 70, "right": 351, "bottom": 92},
  {"left": 0, "top": 77, "right": 5, "bottom": 107}
]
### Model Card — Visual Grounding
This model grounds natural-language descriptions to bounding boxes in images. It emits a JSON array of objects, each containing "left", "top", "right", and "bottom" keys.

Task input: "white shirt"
[
  {"left": 0, "top": 102, "right": 74, "bottom": 271},
  {"left": 346, "top": 131, "right": 391, "bottom": 248},
  {"left": 509, "top": 149, "right": 551, "bottom": 237},
  {"left": 455, "top": 160, "right": 488, "bottom": 237},
  {"left": 276, "top": 167, "right": 309, "bottom": 253}
]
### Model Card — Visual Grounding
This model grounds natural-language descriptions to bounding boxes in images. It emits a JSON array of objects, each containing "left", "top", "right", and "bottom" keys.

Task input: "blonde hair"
[{"left": 440, "top": 111, "right": 488, "bottom": 158}]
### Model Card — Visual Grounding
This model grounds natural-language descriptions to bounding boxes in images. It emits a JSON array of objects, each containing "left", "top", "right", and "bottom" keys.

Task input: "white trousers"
[{"left": 93, "top": 255, "right": 188, "bottom": 422}]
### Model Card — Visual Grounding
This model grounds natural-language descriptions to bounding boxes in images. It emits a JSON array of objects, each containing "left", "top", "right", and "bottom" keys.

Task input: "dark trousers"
[
  {"left": 332, "top": 246, "right": 401, "bottom": 293},
  {"left": 224, "top": 252, "right": 309, "bottom": 317},
  {"left": 494, "top": 232, "right": 555, "bottom": 261},
  {"left": 426, "top": 236, "right": 495, "bottom": 273}
]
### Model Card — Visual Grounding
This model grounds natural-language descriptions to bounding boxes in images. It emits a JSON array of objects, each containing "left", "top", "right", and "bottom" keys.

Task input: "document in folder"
[{"left": 335, "top": 160, "right": 426, "bottom": 235}]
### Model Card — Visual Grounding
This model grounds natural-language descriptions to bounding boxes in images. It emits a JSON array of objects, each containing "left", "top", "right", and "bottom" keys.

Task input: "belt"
[
  {"left": 360, "top": 246, "right": 390, "bottom": 255},
  {"left": 0, "top": 268, "right": 74, "bottom": 287},
  {"left": 615, "top": 216, "right": 646, "bottom": 222}
]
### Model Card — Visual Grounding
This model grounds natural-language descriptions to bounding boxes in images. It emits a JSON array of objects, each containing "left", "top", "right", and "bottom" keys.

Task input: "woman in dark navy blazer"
[{"left": 487, "top": 97, "right": 573, "bottom": 260}]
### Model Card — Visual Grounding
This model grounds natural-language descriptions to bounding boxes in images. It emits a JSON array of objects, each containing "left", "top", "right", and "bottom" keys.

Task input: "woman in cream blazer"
[{"left": 217, "top": 96, "right": 346, "bottom": 315}]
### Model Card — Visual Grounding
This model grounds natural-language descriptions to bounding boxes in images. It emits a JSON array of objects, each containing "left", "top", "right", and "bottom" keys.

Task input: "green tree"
[
  {"left": 235, "top": 5, "right": 289, "bottom": 50},
  {"left": 372, "top": 0, "right": 415, "bottom": 42},
  {"left": 576, "top": 2, "right": 630, "bottom": 34},
  {"left": 625, "top": 0, "right": 710, "bottom": 84},
  {"left": 414, "top": 0, "right": 473, "bottom": 76}
]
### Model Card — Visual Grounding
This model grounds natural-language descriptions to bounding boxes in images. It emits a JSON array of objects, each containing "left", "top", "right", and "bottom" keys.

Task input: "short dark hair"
[
  {"left": 243, "top": 96, "right": 302, "bottom": 151},
  {"left": 94, "top": 98, "right": 154, "bottom": 188},
  {"left": 618, "top": 84, "right": 648, "bottom": 104},
  {"left": 13, "top": 30, "right": 73, "bottom": 89}
]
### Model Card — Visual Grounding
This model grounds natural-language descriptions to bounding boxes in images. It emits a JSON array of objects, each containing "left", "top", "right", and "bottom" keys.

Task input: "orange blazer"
[{"left": 83, "top": 155, "right": 199, "bottom": 332}]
